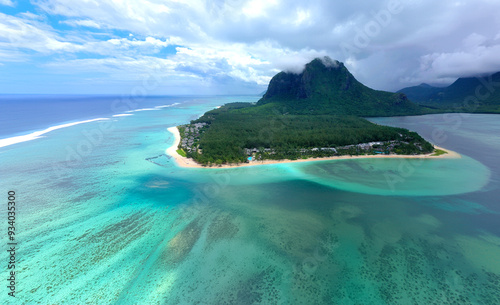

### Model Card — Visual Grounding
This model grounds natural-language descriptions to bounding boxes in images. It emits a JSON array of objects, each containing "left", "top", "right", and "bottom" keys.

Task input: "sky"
[{"left": 1, "top": 0, "right": 500, "bottom": 95}]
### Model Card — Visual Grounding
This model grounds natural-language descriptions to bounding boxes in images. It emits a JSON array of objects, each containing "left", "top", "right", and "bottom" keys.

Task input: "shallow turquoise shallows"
[{"left": 1, "top": 96, "right": 499, "bottom": 304}]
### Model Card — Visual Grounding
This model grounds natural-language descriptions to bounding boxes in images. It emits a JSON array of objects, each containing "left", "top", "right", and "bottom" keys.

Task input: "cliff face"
[
  {"left": 263, "top": 58, "right": 351, "bottom": 100},
  {"left": 258, "top": 57, "right": 422, "bottom": 117},
  {"left": 262, "top": 71, "right": 303, "bottom": 99}
]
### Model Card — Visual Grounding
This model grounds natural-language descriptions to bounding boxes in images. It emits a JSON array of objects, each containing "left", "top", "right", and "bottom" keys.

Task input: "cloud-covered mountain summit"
[{"left": 258, "top": 57, "right": 422, "bottom": 116}]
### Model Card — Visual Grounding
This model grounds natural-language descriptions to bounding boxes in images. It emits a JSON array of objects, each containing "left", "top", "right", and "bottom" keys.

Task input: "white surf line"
[
  {"left": 112, "top": 113, "right": 134, "bottom": 117},
  {"left": 125, "top": 108, "right": 159, "bottom": 113},
  {"left": 125, "top": 103, "right": 182, "bottom": 113},
  {"left": 0, "top": 118, "right": 109, "bottom": 148},
  {"left": 154, "top": 102, "right": 181, "bottom": 109},
  {"left": 0, "top": 102, "right": 182, "bottom": 149}
]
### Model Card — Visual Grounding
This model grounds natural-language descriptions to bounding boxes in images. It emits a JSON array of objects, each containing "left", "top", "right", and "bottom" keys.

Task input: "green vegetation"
[
  {"left": 431, "top": 149, "right": 448, "bottom": 157},
  {"left": 176, "top": 149, "right": 187, "bottom": 158},
  {"left": 258, "top": 57, "right": 425, "bottom": 117},
  {"left": 177, "top": 57, "right": 436, "bottom": 166},
  {"left": 398, "top": 72, "right": 500, "bottom": 114},
  {"left": 179, "top": 104, "right": 433, "bottom": 166}
]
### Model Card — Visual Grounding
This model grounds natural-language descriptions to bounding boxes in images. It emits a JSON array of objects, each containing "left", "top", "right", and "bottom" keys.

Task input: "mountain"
[
  {"left": 398, "top": 72, "right": 500, "bottom": 113},
  {"left": 177, "top": 57, "right": 435, "bottom": 166},
  {"left": 257, "top": 57, "right": 424, "bottom": 116},
  {"left": 395, "top": 83, "right": 443, "bottom": 104}
]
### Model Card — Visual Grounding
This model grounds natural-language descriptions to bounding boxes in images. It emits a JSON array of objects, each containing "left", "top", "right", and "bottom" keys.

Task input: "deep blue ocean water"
[
  {"left": 0, "top": 95, "right": 190, "bottom": 137},
  {"left": 0, "top": 95, "right": 499, "bottom": 304}
]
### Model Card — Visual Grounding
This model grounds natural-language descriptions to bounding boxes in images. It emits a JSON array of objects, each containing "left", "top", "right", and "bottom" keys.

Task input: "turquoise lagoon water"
[{"left": 1, "top": 96, "right": 499, "bottom": 304}]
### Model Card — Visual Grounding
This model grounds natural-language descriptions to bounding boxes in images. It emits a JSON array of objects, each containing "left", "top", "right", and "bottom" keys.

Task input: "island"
[{"left": 167, "top": 57, "right": 460, "bottom": 167}]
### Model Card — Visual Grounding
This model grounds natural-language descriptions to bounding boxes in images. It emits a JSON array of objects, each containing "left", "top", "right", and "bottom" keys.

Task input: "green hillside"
[
  {"left": 395, "top": 83, "right": 443, "bottom": 104},
  {"left": 398, "top": 72, "right": 500, "bottom": 113},
  {"left": 177, "top": 57, "right": 435, "bottom": 166},
  {"left": 257, "top": 57, "right": 424, "bottom": 117}
]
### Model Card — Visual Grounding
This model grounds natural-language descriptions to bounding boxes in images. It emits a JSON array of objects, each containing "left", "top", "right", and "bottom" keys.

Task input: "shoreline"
[{"left": 166, "top": 126, "right": 461, "bottom": 169}]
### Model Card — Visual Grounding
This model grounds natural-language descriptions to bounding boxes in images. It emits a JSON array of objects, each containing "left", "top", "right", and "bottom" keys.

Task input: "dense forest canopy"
[
  {"left": 177, "top": 58, "right": 436, "bottom": 166},
  {"left": 180, "top": 103, "right": 433, "bottom": 165}
]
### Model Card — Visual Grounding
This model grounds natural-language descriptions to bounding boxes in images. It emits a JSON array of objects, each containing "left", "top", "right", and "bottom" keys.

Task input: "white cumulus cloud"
[
  {"left": 2, "top": 0, "right": 500, "bottom": 93},
  {"left": 0, "top": 0, "right": 15, "bottom": 7}
]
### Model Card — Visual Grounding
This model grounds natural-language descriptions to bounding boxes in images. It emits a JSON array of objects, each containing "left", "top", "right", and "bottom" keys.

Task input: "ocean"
[{"left": 0, "top": 95, "right": 499, "bottom": 304}]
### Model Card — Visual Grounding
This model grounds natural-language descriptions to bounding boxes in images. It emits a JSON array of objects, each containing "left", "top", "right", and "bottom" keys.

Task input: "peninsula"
[
  {"left": 168, "top": 57, "right": 458, "bottom": 167},
  {"left": 167, "top": 126, "right": 458, "bottom": 168}
]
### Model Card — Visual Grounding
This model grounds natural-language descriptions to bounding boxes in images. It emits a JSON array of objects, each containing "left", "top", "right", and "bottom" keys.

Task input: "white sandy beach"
[{"left": 166, "top": 126, "right": 461, "bottom": 169}]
